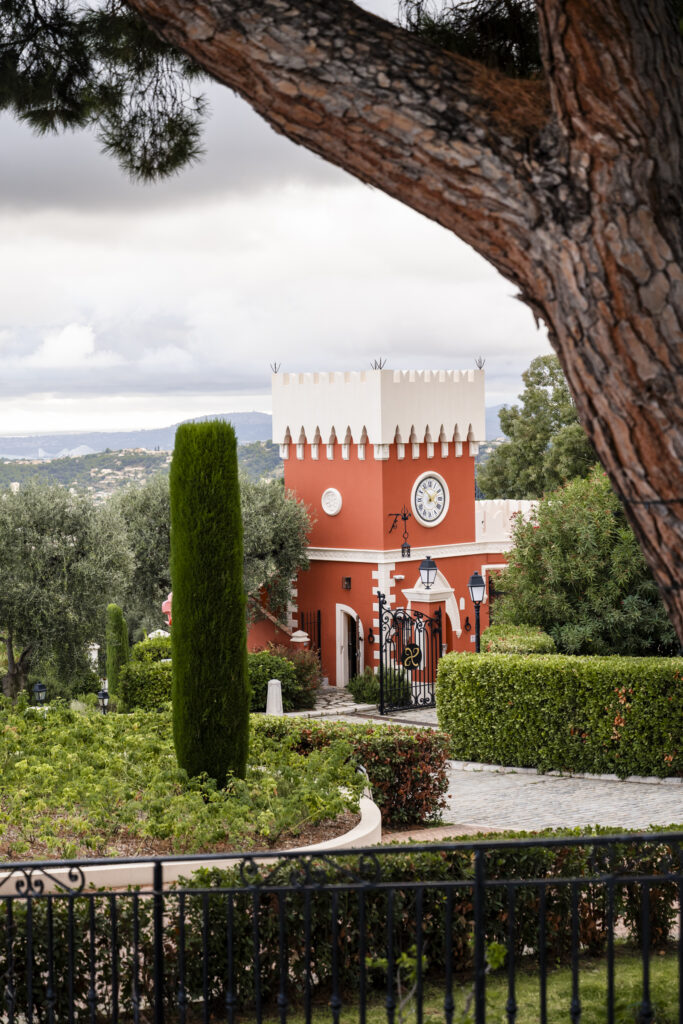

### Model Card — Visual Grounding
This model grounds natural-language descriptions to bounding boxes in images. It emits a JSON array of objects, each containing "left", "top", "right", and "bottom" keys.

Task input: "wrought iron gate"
[{"left": 377, "top": 590, "right": 442, "bottom": 714}]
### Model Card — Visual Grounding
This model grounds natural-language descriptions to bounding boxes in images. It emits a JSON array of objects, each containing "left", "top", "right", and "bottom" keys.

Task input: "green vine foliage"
[
  {"left": 0, "top": 701, "right": 363, "bottom": 861},
  {"left": 436, "top": 652, "right": 683, "bottom": 778}
]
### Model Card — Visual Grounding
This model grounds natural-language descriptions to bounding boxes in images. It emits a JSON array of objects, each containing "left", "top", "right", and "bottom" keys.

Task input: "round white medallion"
[
  {"left": 321, "top": 487, "right": 343, "bottom": 516},
  {"left": 411, "top": 472, "right": 449, "bottom": 527}
]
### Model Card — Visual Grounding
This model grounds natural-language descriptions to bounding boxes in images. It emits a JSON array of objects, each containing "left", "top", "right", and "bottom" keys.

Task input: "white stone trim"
[
  {"left": 479, "top": 562, "right": 507, "bottom": 604},
  {"left": 411, "top": 443, "right": 420, "bottom": 459},
  {"left": 311, "top": 443, "right": 319, "bottom": 460},
  {"left": 357, "top": 443, "right": 366, "bottom": 461},
  {"left": 296, "top": 443, "right": 305, "bottom": 460},
  {"left": 469, "top": 441, "right": 480, "bottom": 457},
  {"left": 426, "top": 442, "right": 434, "bottom": 459},
  {"left": 279, "top": 443, "right": 289, "bottom": 460},
  {"left": 441, "top": 442, "right": 449, "bottom": 457},
  {"left": 342, "top": 443, "right": 350, "bottom": 461},
  {"left": 374, "top": 444, "right": 390, "bottom": 461},
  {"left": 454, "top": 442, "right": 462, "bottom": 458},
  {"left": 335, "top": 603, "right": 363, "bottom": 687},
  {"left": 326, "top": 443, "right": 335, "bottom": 460},
  {"left": 307, "top": 541, "right": 512, "bottom": 563},
  {"left": 396, "top": 443, "right": 405, "bottom": 460}
]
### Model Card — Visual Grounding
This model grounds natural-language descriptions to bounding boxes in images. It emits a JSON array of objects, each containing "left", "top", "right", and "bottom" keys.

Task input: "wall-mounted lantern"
[{"left": 389, "top": 506, "right": 412, "bottom": 559}]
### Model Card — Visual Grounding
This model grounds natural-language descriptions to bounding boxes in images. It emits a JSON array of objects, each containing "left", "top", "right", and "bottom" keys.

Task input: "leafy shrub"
[
  {"left": 481, "top": 623, "right": 556, "bottom": 654},
  {"left": 253, "top": 717, "right": 450, "bottom": 827},
  {"left": 248, "top": 651, "right": 297, "bottom": 710},
  {"left": 436, "top": 652, "right": 683, "bottom": 778},
  {"left": 248, "top": 647, "right": 321, "bottom": 711},
  {"left": 119, "top": 659, "right": 172, "bottom": 710},
  {"left": 130, "top": 635, "right": 172, "bottom": 663},
  {"left": 348, "top": 667, "right": 380, "bottom": 704}
]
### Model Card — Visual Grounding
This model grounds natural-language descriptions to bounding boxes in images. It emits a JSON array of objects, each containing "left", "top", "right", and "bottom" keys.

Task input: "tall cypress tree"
[
  {"left": 106, "top": 603, "right": 129, "bottom": 697},
  {"left": 170, "top": 421, "right": 249, "bottom": 784}
]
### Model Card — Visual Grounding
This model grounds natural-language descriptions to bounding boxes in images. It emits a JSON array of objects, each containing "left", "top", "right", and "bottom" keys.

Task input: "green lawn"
[{"left": 253, "top": 950, "right": 679, "bottom": 1023}]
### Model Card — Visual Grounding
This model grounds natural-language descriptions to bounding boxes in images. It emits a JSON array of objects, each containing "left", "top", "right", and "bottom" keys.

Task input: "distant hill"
[
  {"left": 0, "top": 441, "right": 283, "bottom": 499},
  {"left": 0, "top": 411, "right": 272, "bottom": 460}
]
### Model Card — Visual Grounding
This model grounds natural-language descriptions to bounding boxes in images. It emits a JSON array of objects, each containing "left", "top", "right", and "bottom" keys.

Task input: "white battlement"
[
  {"left": 272, "top": 368, "right": 485, "bottom": 447},
  {"left": 475, "top": 499, "right": 537, "bottom": 545}
]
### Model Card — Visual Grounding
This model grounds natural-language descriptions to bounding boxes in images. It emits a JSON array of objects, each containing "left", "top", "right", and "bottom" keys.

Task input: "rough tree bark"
[
  {"left": 126, "top": 0, "right": 683, "bottom": 642},
  {"left": 1, "top": 635, "right": 31, "bottom": 700}
]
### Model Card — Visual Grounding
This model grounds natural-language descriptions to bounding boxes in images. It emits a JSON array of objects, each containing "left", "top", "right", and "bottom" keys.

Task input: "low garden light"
[
  {"left": 467, "top": 570, "right": 486, "bottom": 652},
  {"left": 419, "top": 555, "right": 438, "bottom": 590},
  {"left": 32, "top": 681, "right": 46, "bottom": 706},
  {"left": 97, "top": 689, "right": 110, "bottom": 714}
]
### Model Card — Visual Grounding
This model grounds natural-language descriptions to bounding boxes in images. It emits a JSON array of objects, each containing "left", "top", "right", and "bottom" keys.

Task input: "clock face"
[
  {"left": 321, "top": 487, "right": 343, "bottom": 516},
  {"left": 412, "top": 473, "right": 449, "bottom": 526}
]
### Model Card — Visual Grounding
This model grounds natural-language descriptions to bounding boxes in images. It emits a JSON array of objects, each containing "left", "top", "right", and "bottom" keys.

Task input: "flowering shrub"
[{"left": 436, "top": 652, "right": 683, "bottom": 778}]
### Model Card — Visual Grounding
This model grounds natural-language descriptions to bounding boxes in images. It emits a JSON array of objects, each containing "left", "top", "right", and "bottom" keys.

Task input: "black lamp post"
[
  {"left": 467, "top": 570, "right": 486, "bottom": 652},
  {"left": 32, "top": 681, "right": 47, "bottom": 706},
  {"left": 97, "top": 689, "right": 110, "bottom": 714},
  {"left": 419, "top": 555, "right": 438, "bottom": 590}
]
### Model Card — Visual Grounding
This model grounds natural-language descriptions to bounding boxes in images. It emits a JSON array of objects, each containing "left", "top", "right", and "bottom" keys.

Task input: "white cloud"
[{"left": 25, "top": 324, "right": 123, "bottom": 369}]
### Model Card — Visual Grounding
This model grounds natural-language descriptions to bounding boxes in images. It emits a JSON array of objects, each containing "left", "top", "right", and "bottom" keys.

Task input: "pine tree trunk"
[{"left": 127, "top": 0, "right": 683, "bottom": 641}]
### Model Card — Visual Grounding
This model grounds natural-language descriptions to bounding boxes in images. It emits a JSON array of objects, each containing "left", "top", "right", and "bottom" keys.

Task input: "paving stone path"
[{"left": 305, "top": 689, "right": 683, "bottom": 835}]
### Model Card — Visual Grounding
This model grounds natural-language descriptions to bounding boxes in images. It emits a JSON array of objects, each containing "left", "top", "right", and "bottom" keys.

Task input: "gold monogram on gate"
[{"left": 400, "top": 643, "right": 422, "bottom": 669}]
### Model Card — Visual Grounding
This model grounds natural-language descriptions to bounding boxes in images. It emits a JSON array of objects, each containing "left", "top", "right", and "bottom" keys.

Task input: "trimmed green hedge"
[
  {"left": 119, "top": 660, "right": 172, "bottom": 710},
  {"left": 253, "top": 717, "right": 450, "bottom": 827},
  {"left": 130, "top": 636, "right": 172, "bottom": 663},
  {"left": 481, "top": 624, "right": 556, "bottom": 654},
  {"left": 436, "top": 652, "right": 683, "bottom": 778}
]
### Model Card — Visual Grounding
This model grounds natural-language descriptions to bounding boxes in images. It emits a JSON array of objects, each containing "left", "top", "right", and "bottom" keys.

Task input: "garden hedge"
[
  {"left": 436, "top": 652, "right": 683, "bottom": 778},
  {"left": 119, "top": 660, "right": 172, "bottom": 710},
  {"left": 130, "top": 635, "right": 172, "bottom": 663},
  {"left": 122, "top": 646, "right": 317, "bottom": 713},
  {"left": 253, "top": 716, "right": 450, "bottom": 827},
  {"left": 480, "top": 624, "right": 556, "bottom": 654},
  {"left": 3, "top": 826, "right": 679, "bottom": 1020}
]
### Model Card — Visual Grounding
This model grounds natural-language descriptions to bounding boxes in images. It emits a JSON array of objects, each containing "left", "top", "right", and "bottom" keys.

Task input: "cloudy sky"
[{"left": 0, "top": 0, "right": 551, "bottom": 436}]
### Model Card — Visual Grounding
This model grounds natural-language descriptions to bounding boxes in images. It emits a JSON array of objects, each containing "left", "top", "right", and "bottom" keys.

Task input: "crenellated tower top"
[{"left": 271, "top": 368, "right": 485, "bottom": 448}]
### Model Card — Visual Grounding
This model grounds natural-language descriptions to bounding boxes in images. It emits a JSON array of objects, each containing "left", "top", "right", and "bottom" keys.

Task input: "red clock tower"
[{"left": 271, "top": 368, "right": 522, "bottom": 686}]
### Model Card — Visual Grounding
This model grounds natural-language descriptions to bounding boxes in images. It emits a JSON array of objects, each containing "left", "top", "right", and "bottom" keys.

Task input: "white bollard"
[{"left": 266, "top": 678, "right": 284, "bottom": 716}]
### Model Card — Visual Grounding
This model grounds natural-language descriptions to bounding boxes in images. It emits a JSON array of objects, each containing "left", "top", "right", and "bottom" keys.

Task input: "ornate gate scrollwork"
[{"left": 377, "top": 591, "right": 442, "bottom": 715}]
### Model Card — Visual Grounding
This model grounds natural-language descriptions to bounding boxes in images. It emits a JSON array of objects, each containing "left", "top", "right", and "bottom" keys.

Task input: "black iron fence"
[{"left": 1, "top": 831, "right": 681, "bottom": 1022}]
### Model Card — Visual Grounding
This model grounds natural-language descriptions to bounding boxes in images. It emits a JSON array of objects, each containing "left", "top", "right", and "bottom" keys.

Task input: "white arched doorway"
[{"left": 335, "top": 603, "right": 364, "bottom": 687}]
